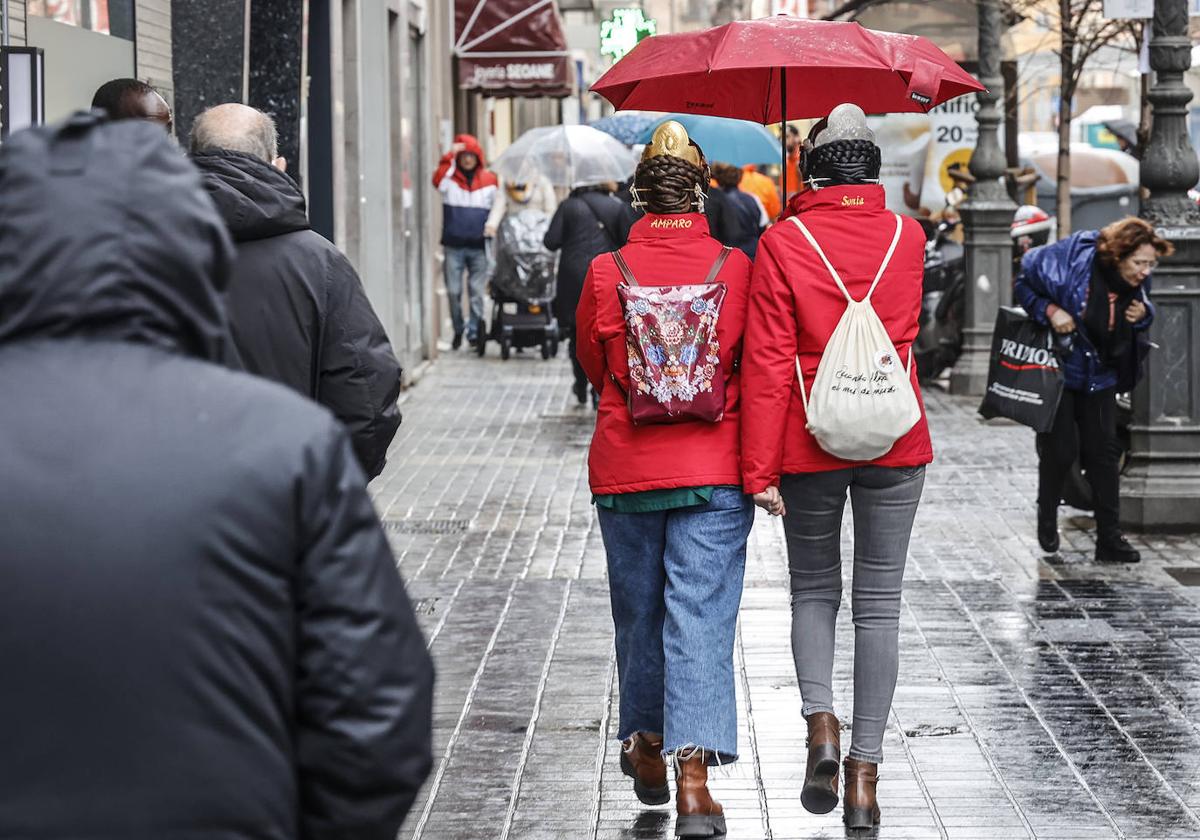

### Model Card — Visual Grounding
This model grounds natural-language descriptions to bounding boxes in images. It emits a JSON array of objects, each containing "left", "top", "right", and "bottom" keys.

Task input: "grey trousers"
[{"left": 779, "top": 465, "right": 925, "bottom": 764}]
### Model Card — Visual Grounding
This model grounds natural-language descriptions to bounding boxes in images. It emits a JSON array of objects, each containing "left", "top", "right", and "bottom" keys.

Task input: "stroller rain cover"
[{"left": 493, "top": 209, "right": 556, "bottom": 304}]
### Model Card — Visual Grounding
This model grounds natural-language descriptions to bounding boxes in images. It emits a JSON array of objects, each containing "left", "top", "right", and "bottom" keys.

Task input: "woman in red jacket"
[
  {"left": 740, "top": 105, "right": 932, "bottom": 831},
  {"left": 576, "top": 122, "right": 753, "bottom": 839}
]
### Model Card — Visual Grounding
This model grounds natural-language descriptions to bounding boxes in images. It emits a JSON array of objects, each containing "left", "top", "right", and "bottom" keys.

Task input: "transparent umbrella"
[{"left": 492, "top": 125, "right": 638, "bottom": 188}]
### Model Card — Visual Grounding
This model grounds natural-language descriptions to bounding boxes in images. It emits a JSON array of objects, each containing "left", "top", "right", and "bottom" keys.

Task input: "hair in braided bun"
[
  {"left": 633, "top": 153, "right": 709, "bottom": 215},
  {"left": 805, "top": 139, "right": 881, "bottom": 187}
]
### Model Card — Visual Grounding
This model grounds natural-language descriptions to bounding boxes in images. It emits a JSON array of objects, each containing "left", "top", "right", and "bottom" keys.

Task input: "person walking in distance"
[
  {"left": 576, "top": 121, "right": 755, "bottom": 839},
  {"left": 1015, "top": 216, "right": 1169, "bottom": 563},
  {"left": 485, "top": 171, "right": 557, "bottom": 236},
  {"left": 545, "top": 180, "right": 629, "bottom": 405},
  {"left": 433, "top": 134, "right": 498, "bottom": 350},
  {"left": 0, "top": 113, "right": 434, "bottom": 840},
  {"left": 710, "top": 161, "right": 768, "bottom": 260},
  {"left": 740, "top": 104, "right": 932, "bottom": 831},
  {"left": 190, "top": 103, "right": 403, "bottom": 481}
]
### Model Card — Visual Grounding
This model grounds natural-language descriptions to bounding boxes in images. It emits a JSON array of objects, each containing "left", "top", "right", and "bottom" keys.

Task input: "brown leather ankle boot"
[
  {"left": 801, "top": 712, "right": 841, "bottom": 814},
  {"left": 843, "top": 757, "right": 881, "bottom": 830},
  {"left": 619, "top": 732, "right": 669, "bottom": 806},
  {"left": 674, "top": 752, "right": 726, "bottom": 837}
]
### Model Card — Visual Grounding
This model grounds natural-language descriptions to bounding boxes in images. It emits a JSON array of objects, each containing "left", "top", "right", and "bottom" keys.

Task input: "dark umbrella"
[
  {"left": 1103, "top": 119, "right": 1139, "bottom": 153},
  {"left": 591, "top": 16, "right": 984, "bottom": 202}
]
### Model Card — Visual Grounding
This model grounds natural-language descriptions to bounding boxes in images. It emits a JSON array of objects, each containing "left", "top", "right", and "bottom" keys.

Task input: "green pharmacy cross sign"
[{"left": 600, "top": 8, "right": 657, "bottom": 61}]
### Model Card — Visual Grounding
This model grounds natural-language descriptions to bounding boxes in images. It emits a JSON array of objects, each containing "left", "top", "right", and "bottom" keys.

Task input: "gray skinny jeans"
[{"left": 780, "top": 465, "right": 925, "bottom": 764}]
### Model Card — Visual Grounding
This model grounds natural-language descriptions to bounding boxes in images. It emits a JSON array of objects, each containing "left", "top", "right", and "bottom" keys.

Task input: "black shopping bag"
[{"left": 978, "top": 307, "right": 1064, "bottom": 433}]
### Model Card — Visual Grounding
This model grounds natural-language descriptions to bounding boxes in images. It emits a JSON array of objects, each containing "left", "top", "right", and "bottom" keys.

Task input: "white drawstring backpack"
[{"left": 789, "top": 213, "right": 922, "bottom": 461}]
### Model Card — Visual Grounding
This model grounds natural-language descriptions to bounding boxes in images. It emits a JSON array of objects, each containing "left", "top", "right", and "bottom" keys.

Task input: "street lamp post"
[
  {"left": 1122, "top": 0, "right": 1200, "bottom": 530},
  {"left": 950, "top": 0, "right": 1017, "bottom": 396}
]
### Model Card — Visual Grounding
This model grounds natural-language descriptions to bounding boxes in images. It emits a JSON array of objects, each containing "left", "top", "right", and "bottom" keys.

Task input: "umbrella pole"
[{"left": 779, "top": 66, "right": 787, "bottom": 211}]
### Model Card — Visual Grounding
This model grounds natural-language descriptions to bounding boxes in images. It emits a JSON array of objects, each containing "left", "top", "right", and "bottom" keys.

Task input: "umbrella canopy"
[
  {"left": 591, "top": 17, "right": 984, "bottom": 123},
  {"left": 591, "top": 16, "right": 983, "bottom": 211},
  {"left": 492, "top": 125, "right": 638, "bottom": 187},
  {"left": 590, "top": 112, "right": 660, "bottom": 146},
  {"left": 1102, "top": 119, "right": 1139, "bottom": 151},
  {"left": 637, "top": 114, "right": 780, "bottom": 166}
]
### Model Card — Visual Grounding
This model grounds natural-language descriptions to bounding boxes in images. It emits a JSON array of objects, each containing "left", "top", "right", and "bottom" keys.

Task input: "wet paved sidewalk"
[{"left": 372, "top": 353, "right": 1200, "bottom": 840}]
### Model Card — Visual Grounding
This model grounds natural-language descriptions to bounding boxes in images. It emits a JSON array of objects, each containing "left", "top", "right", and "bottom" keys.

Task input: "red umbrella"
[{"left": 591, "top": 16, "right": 984, "bottom": 193}]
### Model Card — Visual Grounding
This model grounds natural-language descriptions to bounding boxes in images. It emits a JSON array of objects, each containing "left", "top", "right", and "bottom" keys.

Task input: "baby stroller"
[{"left": 478, "top": 209, "right": 559, "bottom": 360}]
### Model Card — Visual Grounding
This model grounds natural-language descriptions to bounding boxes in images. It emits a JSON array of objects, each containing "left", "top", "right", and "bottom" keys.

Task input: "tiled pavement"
[{"left": 372, "top": 352, "right": 1200, "bottom": 840}]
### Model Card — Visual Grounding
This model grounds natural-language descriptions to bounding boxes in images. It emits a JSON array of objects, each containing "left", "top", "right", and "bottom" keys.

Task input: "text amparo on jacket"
[
  {"left": 0, "top": 113, "right": 434, "bottom": 840},
  {"left": 193, "top": 148, "right": 403, "bottom": 480}
]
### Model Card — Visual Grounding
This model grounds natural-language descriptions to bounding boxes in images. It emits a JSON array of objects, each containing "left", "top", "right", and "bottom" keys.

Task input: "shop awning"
[{"left": 454, "top": 0, "right": 574, "bottom": 98}]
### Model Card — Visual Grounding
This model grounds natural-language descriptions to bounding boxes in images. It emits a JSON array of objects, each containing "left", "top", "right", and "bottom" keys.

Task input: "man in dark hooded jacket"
[
  {"left": 190, "top": 103, "right": 402, "bottom": 480},
  {"left": 0, "top": 113, "right": 433, "bottom": 839}
]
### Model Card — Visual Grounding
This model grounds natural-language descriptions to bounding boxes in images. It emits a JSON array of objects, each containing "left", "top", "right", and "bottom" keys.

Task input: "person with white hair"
[{"left": 190, "top": 103, "right": 403, "bottom": 480}]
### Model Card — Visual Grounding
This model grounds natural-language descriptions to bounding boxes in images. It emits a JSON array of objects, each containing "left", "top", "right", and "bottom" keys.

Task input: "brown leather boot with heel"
[
  {"left": 620, "top": 732, "right": 670, "bottom": 806},
  {"left": 843, "top": 757, "right": 881, "bottom": 830},
  {"left": 801, "top": 712, "right": 841, "bottom": 814},
  {"left": 675, "top": 752, "right": 726, "bottom": 838}
]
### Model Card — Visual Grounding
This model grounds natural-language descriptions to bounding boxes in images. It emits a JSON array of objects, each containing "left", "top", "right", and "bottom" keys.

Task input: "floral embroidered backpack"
[{"left": 612, "top": 246, "right": 732, "bottom": 425}]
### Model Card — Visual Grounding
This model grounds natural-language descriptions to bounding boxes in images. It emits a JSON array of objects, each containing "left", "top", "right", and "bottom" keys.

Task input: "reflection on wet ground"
[{"left": 378, "top": 356, "right": 1200, "bottom": 839}]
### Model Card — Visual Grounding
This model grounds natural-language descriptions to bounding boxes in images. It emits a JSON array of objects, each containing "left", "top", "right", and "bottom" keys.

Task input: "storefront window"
[{"left": 27, "top": 0, "right": 135, "bottom": 41}]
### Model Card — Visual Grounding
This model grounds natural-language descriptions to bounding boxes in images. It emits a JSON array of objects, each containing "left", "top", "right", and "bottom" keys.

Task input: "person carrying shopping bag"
[
  {"left": 1015, "top": 216, "right": 1169, "bottom": 563},
  {"left": 575, "top": 121, "right": 754, "bottom": 839},
  {"left": 740, "top": 104, "right": 933, "bottom": 832}
]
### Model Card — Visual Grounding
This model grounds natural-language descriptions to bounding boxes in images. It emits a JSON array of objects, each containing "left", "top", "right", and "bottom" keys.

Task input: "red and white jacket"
[
  {"left": 576, "top": 213, "right": 753, "bottom": 495},
  {"left": 740, "top": 185, "right": 934, "bottom": 493},
  {"left": 432, "top": 133, "right": 498, "bottom": 249}
]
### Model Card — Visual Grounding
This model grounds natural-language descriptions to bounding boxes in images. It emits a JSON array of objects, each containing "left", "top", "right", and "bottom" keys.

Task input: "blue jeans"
[
  {"left": 780, "top": 465, "right": 925, "bottom": 764},
  {"left": 443, "top": 245, "right": 488, "bottom": 339},
  {"left": 596, "top": 487, "right": 754, "bottom": 764}
]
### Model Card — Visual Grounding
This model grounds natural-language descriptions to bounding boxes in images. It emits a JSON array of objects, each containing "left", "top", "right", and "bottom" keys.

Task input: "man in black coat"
[
  {"left": 190, "top": 103, "right": 402, "bottom": 480},
  {"left": 545, "top": 184, "right": 631, "bottom": 405},
  {"left": 0, "top": 114, "right": 434, "bottom": 840}
]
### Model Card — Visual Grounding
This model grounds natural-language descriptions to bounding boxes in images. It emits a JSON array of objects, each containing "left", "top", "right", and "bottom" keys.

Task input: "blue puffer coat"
[{"left": 1014, "top": 230, "right": 1155, "bottom": 393}]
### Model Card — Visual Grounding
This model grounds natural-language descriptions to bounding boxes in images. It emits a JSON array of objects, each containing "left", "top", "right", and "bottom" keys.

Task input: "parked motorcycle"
[{"left": 913, "top": 214, "right": 965, "bottom": 381}]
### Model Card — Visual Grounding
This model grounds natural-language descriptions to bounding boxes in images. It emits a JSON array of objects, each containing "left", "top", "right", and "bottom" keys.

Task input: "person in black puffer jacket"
[
  {"left": 0, "top": 113, "right": 433, "bottom": 840},
  {"left": 191, "top": 103, "right": 402, "bottom": 480}
]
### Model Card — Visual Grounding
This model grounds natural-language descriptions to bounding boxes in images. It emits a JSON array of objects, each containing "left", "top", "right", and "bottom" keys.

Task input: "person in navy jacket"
[
  {"left": 433, "top": 134, "right": 498, "bottom": 349},
  {"left": 1015, "top": 217, "right": 1172, "bottom": 563}
]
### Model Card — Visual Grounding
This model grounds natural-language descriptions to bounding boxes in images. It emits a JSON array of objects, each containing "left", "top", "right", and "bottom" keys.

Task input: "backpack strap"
[
  {"left": 611, "top": 250, "right": 638, "bottom": 286},
  {"left": 787, "top": 213, "right": 904, "bottom": 303},
  {"left": 613, "top": 245, "right": 731, "bottom": 287},
  {"left": 702, "top": 246, "right": 734, "bottom": 285},
  {"left": 865, "top": 214, "right": 905, "bottom": 302},
  {"left": 795, "top": 356, "right": 812, "bottom": 416},
  {"left": 789, "top": 216, "right": 853, "bottom": 302}
]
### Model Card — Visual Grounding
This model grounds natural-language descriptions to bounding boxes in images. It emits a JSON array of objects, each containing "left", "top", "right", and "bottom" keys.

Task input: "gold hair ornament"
[{"left": 641, "top": 120, "right": 701, "bottom": 167}]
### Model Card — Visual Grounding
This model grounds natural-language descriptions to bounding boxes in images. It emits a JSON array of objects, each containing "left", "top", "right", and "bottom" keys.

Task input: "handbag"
[
  {"left": 612, "top": 247, "right": 732, "bottom": 425},
  {"left": 978, "top": 306, "right": 1065, "bottom": 433}
]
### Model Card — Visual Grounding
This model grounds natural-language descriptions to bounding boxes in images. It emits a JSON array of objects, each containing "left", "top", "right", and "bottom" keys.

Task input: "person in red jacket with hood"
[
  {"left": 576, "top": 121, "right": 753, "bottom": 839},
  {"left": 740, "top": 104, "right": 932, "bottom": 831},
  {"left": 433, "top": 134, "right": 498, "bottom": 349}
]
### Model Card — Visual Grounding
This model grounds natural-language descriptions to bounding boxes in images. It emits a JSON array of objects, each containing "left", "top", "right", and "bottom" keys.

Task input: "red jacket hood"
[{"left": 454, "top": 133, "right": 486, "bottom": 167}]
